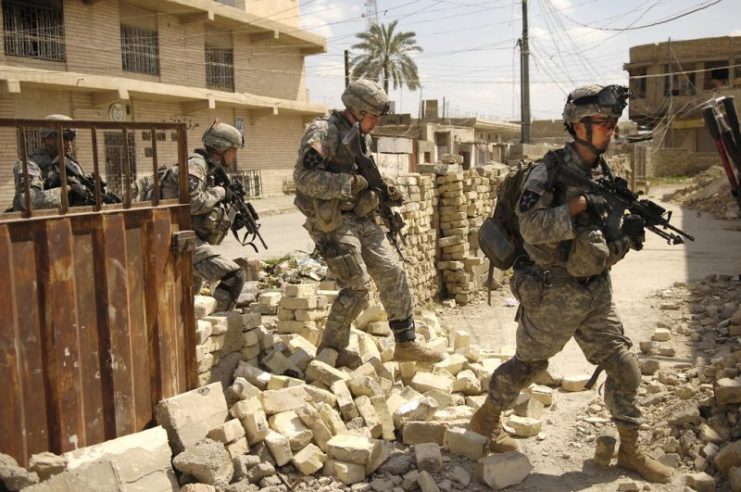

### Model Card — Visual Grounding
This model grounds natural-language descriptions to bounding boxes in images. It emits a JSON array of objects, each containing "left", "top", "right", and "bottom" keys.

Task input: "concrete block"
[
  {"left": 685, "top": 472, "right": 715, "bottom": 492},
  {"left": 410, "top": 372, "right": 453, "bottom": 395},
  {"left": 528, "top": 385, "right": 554, "bottom": 406},
  {"left": 331, "top": 380, "right": 359, "bottom": 420},
  {"left": 194, "top": 295, "right": 217, "bottom": 318},
  {"left": 416, "top": 470, "right": 440, "bottom": 492},
  {"left": 561, "top": 375, "right": 591, "bottom": 392},
  {"left": 172, "top": 438, "right": 233, "bottom": 487},
  {"left": 425, "top": 389, "right": 455, "bottom": 409},
  {"left": 716, "top": 378, "right": 741, "bottom": 405},
  {"left": 317, "top": 402, "right": 348, "bottom": 436},
  {"left": 415, "top": 442, "right": 442, "bottom": 473},
  {"left": 263, "top": 350, "right": 292, "bottom": 374},
  {"left": 259, "top": 292, "right": 282, "bottom": 306},
  {"left": 433, "top": 354, "right": 468, "bottom": 376},
  {"left": 393, "top": 397, "right": 439, "bottom": 429},
  {"left": 285, "top": 283, "right": 318, "bottom": 297},
  {"left": 327, "top": 434, "right": 384, "bottom": 468},
  {"left": 715, "top": 440, "right": 741, "bottom": 473},
  {"left": 452, "top": 370, "right": 481, "bottom": 395},
  {"left": 304, "top": 385, "right": 337, "bottom": 407},
  {"left": 729, "top": 466, "right": 741, "bottom": 492},
  {"left": 355, "top": 396, "right": 382, "bottom": 439},
  {"left": 155, "top": 383, "right": 228, "bottom": 453},
  {"left": 476, "top": 451, "right": 532, "bottom": 489},
  {"left": 444, "top": 427, "right": 488, "bottom": 460},
  {"left": 513, "top": 394, "right": 545, "bottom": 419},
  {"left": 296, "top": 405, "right": 333, "bottom": 452},
  {"left": 371, "top": 396, "right": 396, "bottom": 441},
  {"left": 323, "top": 459, "right": 366, "bottom": 485},
  {"left": 230, "top": 396, "right": 262, "bottom": 420},
  {"left": 347, "top": 375, "right": 384, "bottom": 398},
  {"left": 356, "top": 304, "right": 388, "bottom": 330},
  {"left": 268, "top": 411, "right": 313, "bottom": 451},
  {"left": 260, "top": 386, "right": 310, "bottom": 415},
  {"left": 28, "top": 452, "right": 66, "bottom": 481},
  {"left": 402, "top": 421, "right": 447, "bottom": 445},
  {"left": 651, "top": 328, "right": 671, "bottom": 341},
  {"left": 316, "top": 348, "right": 338, "bottom": 367},
  {"left": 288, "top": 335, "right": 317, "bottom": 357},
  {"left": 506, "top": 415, "right": 542, "bottom": 437},
  {"left": 233, "top": 362, "right": 272, "bottom": 390},
  {"left": 225, "top": 437, "right": 249, "bottom": 460},
  {"left": 207, "top": 418, "right": 246, "bottom": 444},
  {"left": 307, "top": 360, "right": 349, "bottom": 387},
  {"left": 264, "top": 431, "right": 293, "bottom": 467},
  {"left": 196, "top": 320, "right": 213, "bottom": 345},
  {"left": 281, "top": 296, "right": 317, "bottom": 310},
  {"left": 242, "top": 410, "right": 270, "bottom": 445},
  {"left": 292, "top": 443, "right": 327, "bottom": 475}
]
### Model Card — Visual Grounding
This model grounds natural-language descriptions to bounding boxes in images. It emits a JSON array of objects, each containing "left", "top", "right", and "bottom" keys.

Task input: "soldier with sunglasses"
[{"left": 469, "top": 85, "right": 672, "bottom": 484}]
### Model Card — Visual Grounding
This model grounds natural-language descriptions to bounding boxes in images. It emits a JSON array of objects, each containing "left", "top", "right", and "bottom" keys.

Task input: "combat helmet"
[
  {"left": 40, "top": 114, "right": 76, "bottom": 140},
  {"left": 341, "top": 79, "right": 390, "bottom": 116},
  {"left": 202, "top": 121, "right": 244, "bottom": 152},
  {"left": 562, "top": 84, "right": 630, "bottom": 129}
]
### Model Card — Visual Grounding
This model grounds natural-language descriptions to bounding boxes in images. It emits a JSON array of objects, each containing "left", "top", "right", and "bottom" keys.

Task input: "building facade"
[
  {"left": 0, "top": 0, "right": 326, "bottom": 207},
  {"left": 623, "top": 35, "right": 741, "bottom": 154}
]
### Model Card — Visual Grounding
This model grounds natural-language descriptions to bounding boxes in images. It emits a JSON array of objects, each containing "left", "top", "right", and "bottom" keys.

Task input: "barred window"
[
  {"left": 120, "top": 24, "right": 159, "bottom": 75},
  {"left": 205, "top": 46, "right": 235, "bottom": 91},
  {"left": 2, "top": 0, "right": 66, "bottom": 61}
]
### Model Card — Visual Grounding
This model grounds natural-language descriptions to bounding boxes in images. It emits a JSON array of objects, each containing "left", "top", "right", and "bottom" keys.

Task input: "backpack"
[
  {"left": 132, "top": 166, "right": 173, "bottom": 202},
  {"left": 479, "top": 153, "right": 561, "bottom": 304}
]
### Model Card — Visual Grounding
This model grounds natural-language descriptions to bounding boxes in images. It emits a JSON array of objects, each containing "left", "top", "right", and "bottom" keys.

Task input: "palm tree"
[{"left": 350, "top": 20, "right": 422, "bottom": 94}]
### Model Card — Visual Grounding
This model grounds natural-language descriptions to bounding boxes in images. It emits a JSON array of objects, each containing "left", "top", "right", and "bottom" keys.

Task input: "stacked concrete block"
[
  {"left": 276, "top": 283, "right": 329, "bottom": 345},
  {"left": 392, "top": 174, "right": 440, "bottom": 305}
]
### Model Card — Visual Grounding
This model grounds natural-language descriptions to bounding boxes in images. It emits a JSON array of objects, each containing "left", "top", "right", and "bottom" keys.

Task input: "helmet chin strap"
[{"left": 573, "top": 117, "right": 608, "bottom": 157}]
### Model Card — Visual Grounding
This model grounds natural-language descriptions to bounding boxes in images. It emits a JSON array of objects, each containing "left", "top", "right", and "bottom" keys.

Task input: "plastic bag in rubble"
[{"left": 297, "top": 256, "right": 327, "bottom": 281}]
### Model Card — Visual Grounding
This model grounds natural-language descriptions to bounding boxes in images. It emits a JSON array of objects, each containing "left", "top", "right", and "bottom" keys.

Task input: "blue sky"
[{"left": 295, "top": 0, "right": 741, "bottom": 121}]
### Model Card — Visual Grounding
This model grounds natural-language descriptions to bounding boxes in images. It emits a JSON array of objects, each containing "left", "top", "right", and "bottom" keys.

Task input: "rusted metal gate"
[{"left": 0, "top": 119, "right": 196, "bottom": 467}]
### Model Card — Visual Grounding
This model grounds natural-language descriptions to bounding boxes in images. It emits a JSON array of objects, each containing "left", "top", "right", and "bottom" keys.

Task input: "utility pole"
[
  {"left": 364, "top": 0, "right": 379, "bottom": 29},
  {"left": 344, "top": 49, "right": 350, "bottom": 87},
  {"left": 667, "top": 37, "right": 673, "bottom": 146},
  {"left": 520, "top": 0, "right": 531, "bottom": 144}
]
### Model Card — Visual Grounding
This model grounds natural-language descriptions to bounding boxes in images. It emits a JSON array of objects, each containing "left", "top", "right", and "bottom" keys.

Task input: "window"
[
  {"left": 120, "top": 24, "right": 160, "bottom": 75},
  {"left": 205, "top": 47, "right": 235, "bottom": 91},
  {"left": 703, "top": 60, "right": 730, "bottom": 90},
  {"left": 628, "top": 68, "right": 647, "bottom": 99},
  {"left": 2, "top": 0, "right": 65, "bottom": 61},
  {"left": 663, "top": 64, "right": 696, "bottom": 97}
]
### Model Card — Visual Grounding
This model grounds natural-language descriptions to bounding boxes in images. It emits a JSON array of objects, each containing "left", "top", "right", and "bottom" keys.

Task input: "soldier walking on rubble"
[
  {"left": 293, "top": 79, "right": 443, "bottom": 368},
  {"left": 11, "top": 114, "right": 89, "bottom": 211},
  {"left": 469, "top": 85, "right": 673, "bottom": 483},
  {"left": 160, "top": 121, "right": 246, "bottom": 312}
]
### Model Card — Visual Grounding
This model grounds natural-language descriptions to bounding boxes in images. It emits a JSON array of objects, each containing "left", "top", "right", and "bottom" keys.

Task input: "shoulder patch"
[
  {"left": 518, "top": 189, "right": 541, "bottom": 213},
  {"left": 187, "top": 154, "right": 207, "bottom": 181}
]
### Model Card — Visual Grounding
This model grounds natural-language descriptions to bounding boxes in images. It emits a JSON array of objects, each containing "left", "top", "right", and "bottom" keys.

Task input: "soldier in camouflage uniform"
[
  {"left": 294, "top": 79, "right": 443, "bottom": 367},
  {"left": 161, "top": 121, "right": 246, "bottom": 312},
  {"left": 469, "top": 85, "right": 672, "bottom": 484},
  {"left": 11, "top": 114, "right": 89, "bottom": 211}
]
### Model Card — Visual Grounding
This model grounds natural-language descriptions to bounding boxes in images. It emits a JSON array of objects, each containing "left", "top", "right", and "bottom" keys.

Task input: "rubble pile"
[{"left": 667, "top": 166, "right": 740, "bottom": 220}]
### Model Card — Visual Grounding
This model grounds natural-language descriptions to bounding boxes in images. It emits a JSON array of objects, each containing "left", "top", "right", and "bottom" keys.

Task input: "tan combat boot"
[
  {"left": 616, "top": 424, "right": 672, "bottom": 483},
  {"left": 393, "top": 341, "right": 445, "bottom": 363},
  {"left": 469, "top": 398, "right": 518, "bottom": 453}
]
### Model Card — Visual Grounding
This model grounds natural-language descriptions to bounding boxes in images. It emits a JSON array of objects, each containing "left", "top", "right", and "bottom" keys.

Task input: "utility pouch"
[
  {"left": 324, "top": 250, "right": 365, "bottom": 288},
  {"left": 479, "top": 216, "right": 518, "bottom": 270},
  {"left": 510, "top": 268, "right": 544, "bottom": 308},
  {"left": 313, "top": 198, "right": 343, "bottom": 233}
]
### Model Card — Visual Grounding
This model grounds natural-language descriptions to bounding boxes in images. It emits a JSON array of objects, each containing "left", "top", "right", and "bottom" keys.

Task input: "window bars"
[
  {"left": 2, "top": 0, "right": 66, "bottom": 61},
  {"left": 120, "top": 24, "right": 160, "bottom": 75}
]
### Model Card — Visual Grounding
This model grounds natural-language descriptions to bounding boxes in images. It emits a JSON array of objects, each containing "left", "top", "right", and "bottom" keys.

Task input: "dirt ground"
[{"left": 435, "top": 185, "right": 741, "bottom": 491}]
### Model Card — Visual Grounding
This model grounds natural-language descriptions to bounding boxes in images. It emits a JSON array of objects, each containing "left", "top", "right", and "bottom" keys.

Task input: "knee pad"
[{"left": 603, "top": 350, "right": 641, "bottom": 393}]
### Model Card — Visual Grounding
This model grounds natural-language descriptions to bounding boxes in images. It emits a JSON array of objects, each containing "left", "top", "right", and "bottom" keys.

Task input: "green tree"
[{"left": 350, "top": 20, "right": 422, "bottom": 94}]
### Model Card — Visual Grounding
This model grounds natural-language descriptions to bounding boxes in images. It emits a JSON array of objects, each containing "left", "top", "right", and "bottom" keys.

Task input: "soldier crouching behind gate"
[
  {"left": 468, "top": 85, "right": 672, "bottom": 484},
  {"left": 161, "top": 121, "right": 246, "bottom": 312},
  {"left": 293, "top": 79, "right": 444, "bottom": 368}
]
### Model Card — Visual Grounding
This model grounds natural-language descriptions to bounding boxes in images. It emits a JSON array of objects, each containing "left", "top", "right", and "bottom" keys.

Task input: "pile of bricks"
[
  {"left": 436, "top": 171, "right": 474, "bottom": 303},
  {"left": 394, "top": 174, "right": 439, "bottom": 305},
  {"left": 275, "top": 284, "right": 331, "bottom": 347}
]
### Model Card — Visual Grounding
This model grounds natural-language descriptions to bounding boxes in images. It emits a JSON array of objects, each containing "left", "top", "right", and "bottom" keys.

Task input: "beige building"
[
  {"left": 623, "top": 35, "right": 741, "bottom": 153},
  {"left": 0, "top": 0, "right": 326, "bottom": 207}
]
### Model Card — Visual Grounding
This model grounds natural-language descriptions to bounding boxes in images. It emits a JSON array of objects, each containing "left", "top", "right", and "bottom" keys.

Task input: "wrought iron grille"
[
  {"left": 205, "top": 46, "right": 235, "bottom": 91},
  {"left": 120, "top": 24, "right": 160, "bottom": 75},
  {"left": 2, "top": 0, "right": 66, "bottom": 61},
  {"left": 234, "top": 169, "right": 262, "bottom": 199}
]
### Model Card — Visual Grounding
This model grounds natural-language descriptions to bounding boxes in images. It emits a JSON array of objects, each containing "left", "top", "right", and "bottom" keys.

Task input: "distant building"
[
  {"left": 623, "top": 35, "right": 741, "bottom": 153},
  {"left": 0, "top": 0, "right": 326, "bottom": 207}
]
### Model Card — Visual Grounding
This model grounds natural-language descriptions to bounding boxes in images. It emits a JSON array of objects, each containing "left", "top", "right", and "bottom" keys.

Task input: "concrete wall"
[{"left": 651, "top": 148, "right": 718, "bottom": 177}]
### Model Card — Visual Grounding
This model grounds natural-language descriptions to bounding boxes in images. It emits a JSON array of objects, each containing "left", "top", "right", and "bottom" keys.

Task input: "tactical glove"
[
  {"left": 223, "top": 186, "right": 238, "bottom": 202},
  {"left": 621, "top": 214, "right": 645, "bottom": 238},
  {"left": 583, "top": 193, "right": 609, "bottom": 220},
  {"left": 351, "top": 175, "right": 368, "bottom": 196},
  {"left": 212, "top": 185, "right": 226, "bottom": 201}
]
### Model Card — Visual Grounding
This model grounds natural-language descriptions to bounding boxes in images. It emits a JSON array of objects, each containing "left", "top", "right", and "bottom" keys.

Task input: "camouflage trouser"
[
  {"left": 307, "top": 215, "right": 414, "bottom": 349},
  {"left": 489, "top": 271, "right": 642, "bottom": 428},
  {"left": 193, "top": 238, "right": 245, "bottom": 311}
]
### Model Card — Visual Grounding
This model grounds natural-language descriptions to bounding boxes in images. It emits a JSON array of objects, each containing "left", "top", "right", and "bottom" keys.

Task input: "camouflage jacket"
[
  {"left": 293, "top": 110, "right": 371, "bottom": 219},
  {"left": 10, "top": 147, "right": 85, "bottom": 212},
  {"left": 516, "top": 143, "right": 629, "bottom": 269},
  {"left": 161, "top": 149, "right": 228, "bottom": 243}
]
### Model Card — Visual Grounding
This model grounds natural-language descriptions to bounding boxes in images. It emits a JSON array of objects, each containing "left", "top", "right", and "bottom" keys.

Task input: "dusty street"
[{"left": 438, "top": 186, "right": 741, "bottom": 491}]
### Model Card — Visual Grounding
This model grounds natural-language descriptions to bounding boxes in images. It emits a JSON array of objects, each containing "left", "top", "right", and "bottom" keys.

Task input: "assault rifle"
[
  {"left": 48, "top": 156, "right": 122, "bottom": 205},
  {"left": 212, "top": 165, "right": 268, "bottom": 253},
  {"left": 558, "top": 165, "right": 695, "bottom": 245},
  {"left": 342, "top": 123, "right": 407, "bottom": 260}
]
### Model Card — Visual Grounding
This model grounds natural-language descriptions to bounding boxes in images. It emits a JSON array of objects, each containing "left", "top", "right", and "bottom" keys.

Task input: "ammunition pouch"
[
  {"left": 194, "top": 206, "right": 232, "bottom": 245},
  {"left": 320, "top": 243, "right": 366, "bottom": 289},
  {"left": 313, "top": 198, "right": 344, "bottom": 233}
]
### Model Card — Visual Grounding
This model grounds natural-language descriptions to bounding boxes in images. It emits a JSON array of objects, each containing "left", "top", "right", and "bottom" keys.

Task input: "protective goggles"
[
  {"left": 46, "top": 129, "right": 77, "bottom": 140},
  {"left": 572, "top": 85, "right": 631, "bottom": 116}
]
